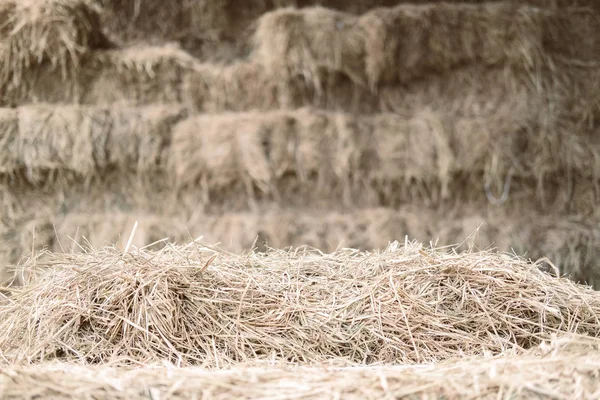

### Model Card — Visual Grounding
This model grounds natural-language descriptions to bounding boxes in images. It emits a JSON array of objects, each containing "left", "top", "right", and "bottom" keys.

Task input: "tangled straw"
[{"left": 1, "top": 240, "right": 599, "bottom": 367}]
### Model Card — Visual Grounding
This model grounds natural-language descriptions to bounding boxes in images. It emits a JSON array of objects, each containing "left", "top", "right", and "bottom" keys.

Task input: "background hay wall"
[
  {"left": 0, "top": 105, "right": 185, "bottom": 182},
  {"left": 0, "top": 0, "right": 598, "bottom": 287}
]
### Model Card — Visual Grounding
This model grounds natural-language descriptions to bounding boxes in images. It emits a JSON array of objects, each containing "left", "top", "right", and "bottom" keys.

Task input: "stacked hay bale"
[{"left": 0, "top": 0, "right": 598, "bottom": 289}]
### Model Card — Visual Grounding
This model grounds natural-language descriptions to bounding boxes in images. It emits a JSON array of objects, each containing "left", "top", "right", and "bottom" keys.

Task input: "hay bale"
[
  {"left": 0, "top": 105, "right": 185, "bottom": 183},
  {"left": 184, "top": 62, "right": 305, "bottom": 113},
  {"left": 80, "top": 44, "right": 200, "bottom": 105},
  {"left": 0, "top": 241, "right": 599, "bottom": 366},
  {"left": 169, "top": 109, "right": 383, "bottom": 201},
  {"left": 97, "top": 0, "right": 228, "bottom": 51},
  {"left": 361, "top": 3, "right": 546, "bottom": 87},
  {"left": 0, "top": 0, "right": 109, "bottom": 91},
  {"left": 2, "top": 44, "right": 200, "bottom": 107},
  {"left": 253, "top": 7, "right": 367, "bottom": 89},
  {"left": 0, "top": 336, "right": 599, "bottom": 398},
  {"left": 0, "top": 108, "right": 18, "bottom": 173},
  {"left": 253, "top": 3, "right": 545, "bottom": 89},
  {"left": 169, "top": 107, "right": 558, "bottom": 202}
]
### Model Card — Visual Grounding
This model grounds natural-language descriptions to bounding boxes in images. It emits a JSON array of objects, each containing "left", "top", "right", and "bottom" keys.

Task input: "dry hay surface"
[
  {"left": 96, "top": 0, "right": 228, "bottom": 49},
  {"left": 0, "top": 105, "right": 185, "bottom": 183},
  {"left": 0, "top": 0, "right": 109, "bottom": 92},
  {"left": 253, "top": 3, "right": 547, "bottom": 89},
  {"left": 170, "top": 108, "right": 598, "bottom": 203},
  {"left": 2, "top": 44, "right": 202, "bottom": 107},
  {"left": 1, "top": 241, "right": 599, "bottom": 366},
  {"left": 1, "top": 336, "right": 599, "bottom": 399},
  {"left": 1, "top": 96, "right": 597, "bottom": 195},
  {"left": 5, "top": 203, "right": 598, "bottom": 287}
]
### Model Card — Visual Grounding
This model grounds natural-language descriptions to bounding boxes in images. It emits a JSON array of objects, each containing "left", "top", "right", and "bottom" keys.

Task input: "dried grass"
[
  {"left": 0, "top": 105, "right": 185, "bottom": 183},
  {"left": 253, "top": 3, "right": 545, "bottom": 89},
  {"left": 96, "top": 0, "right": 228, "bottom": 51},
  {"left": 79, "top": 44, "right": 200, "bottom": 105},
  {"left": 2, "top": 44, "right": 200, "bottom": 106},
  {"left": 169, "top": 107, "right": 596, "bottom": 204},
  {"left": 1, "top": 240, "right": 599, "bottom": 366},
  {"left": 1, "top": 336, "right": 599, "bottom": 398},
  {"left": 7, "top": 203, "right": 599, "bottom": 287},
  {"left": 0, "top": 0, "right": 109, "bottom": 91}
]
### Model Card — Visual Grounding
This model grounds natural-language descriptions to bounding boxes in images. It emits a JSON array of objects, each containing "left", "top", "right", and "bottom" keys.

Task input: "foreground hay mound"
[
  {"left": 1, "top": 241, "right": 599, "bottom": 366},
  {"left": 1, "top": 336, "right": 599, "bottom": 399}
]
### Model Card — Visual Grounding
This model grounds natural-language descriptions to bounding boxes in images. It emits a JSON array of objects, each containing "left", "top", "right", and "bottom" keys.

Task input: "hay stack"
[
  {"left": 9, "top": 203, "right": 599, "bottom": 286},
  {"left": 79, "top": 45, "right": 199, "bottom": 105},
  {"left": 96, "top": 0, "right": 228, "bottom": 51},
  {"left": 253, "top": 3, "right": 544, "bottom": 89},
  {"left": 254, "top": 7, "right": 367, "bottom": 89},
  {"left": 0, "top": 0, "right": 109, "bottom": 91},
  {"left": 0, "top": 105, "right": 185, "bottom": 183},
  {"left": 169, "top": 107, "right": 597, "bottom": 204},
  {"left": 1, "top": 336, "right": 599, "bottom": 398},
  {"left": 3, "top": 44, "right": 200, "bottom": 106},
  {"left": 0, "top": 242, "right": 599, "bottom": 366}
]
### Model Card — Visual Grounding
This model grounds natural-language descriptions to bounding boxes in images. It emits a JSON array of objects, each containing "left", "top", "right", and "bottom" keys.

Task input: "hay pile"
[
  {"left": 96, "top": 0, "right": 228, "bottom": 48},
  {"left": 1, "top": 242, "right": 599, "bottom": 366},
  {"left": 0, "top": 0, "right": 109, "bottom": 93},
  {"left": 6, "top": 204, "right": 598, "bottom": 286},
  {"left": 253, "top": 4, "right": 544, "bottom": 89},
  {"left": 0, "top": 105, "right": 185, "bottom": 182},
  {"left": 169, "top": 108, "right": 596, "bottom": 205},
  {"left": 2, "top": 44, "right": 204, "bottom": 106},
  {"left": 1, "top": 336, "right": 599, "bottom": 399}
]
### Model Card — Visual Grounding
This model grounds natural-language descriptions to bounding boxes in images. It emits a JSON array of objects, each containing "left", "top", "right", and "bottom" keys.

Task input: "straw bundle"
[
  {"left": 1, "top": 242, "right": 599, "bottom": 366},
  {"left": 253, "top": 7, "right": 366, "bottom": 89},
  {"left": 97, "top": 0, "right": 228, "bottom": 51},
  {"left": 169, "top": 107, "right": 595, "bottom": 204},
  {"left": 253, "top": 3, "right": 544, "bottom": 89},
  {"left": 183, "top": 62, "right": 301, "bottom": 113},
  {"left": 170, "top": 109, "right": 382, "bottom": 199},
  {"left": 0, "top": 105, "right": 185, "bottom": 183},
  {"left": 10, "top": 201, "right": 599, "bottom": 286},
  {"left": 2, "top": 44, "right": 200, "bottom": 107},
  {"left": 79, "top": 44, "right": 200, "bottom": 105},
  {"left": 0, "top": 0, "right": 109, "bottom": 91},
  {"left": 1, "top": 336, "right": 599, "bottom": 399}
]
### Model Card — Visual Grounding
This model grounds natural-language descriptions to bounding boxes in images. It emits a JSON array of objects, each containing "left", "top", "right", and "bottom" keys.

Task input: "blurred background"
[{"left": 0, "top": 0, "right": 598, "bottom": 286}]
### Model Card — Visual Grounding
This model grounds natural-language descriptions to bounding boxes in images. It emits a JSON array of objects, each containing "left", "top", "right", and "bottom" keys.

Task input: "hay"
[
  {"left": 169, "top": 107, "right": 596, "bottom": 204},
  {"left": 253, "top": 7, "right": 367, "bottom": 89},
  {"left": 96, "top": 0, "right": 228, "bottom": 54},
  {"left": 0, "top": 105, "right": 185, "bottom": 183},
  {"left": 1, "top": 336, "right": 599, "bottom": 398},
  {"left": 0, "top": 0, "right": 109, "bottom": 91},
  {"left": 8, "top": 201, "right": 599, "bottom": 287},
  {"left": 1, "top": 240, "right": 599, "bottom": 366},
  {"left": 79, "top": 44, "right": 200, "bottom": 105},
  {"left": 253, "top": 3, "right": 545, "bottom": 89},
  {"left": 183, "top": 62, "right": 302, "bottom": 113},
  {"left": 2, "top": 44, "right": 200, "bottom": 106}
]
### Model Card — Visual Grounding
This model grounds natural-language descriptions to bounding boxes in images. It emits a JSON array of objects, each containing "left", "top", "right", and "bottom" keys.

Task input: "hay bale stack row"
[
  {"left": 1, "top": 105, "right": 595, "bottom": 212},
  {"left": 0, "top": 0, "right": 598, "bottom": 288},
  {"left": 0, "top": 105, "right": 185, "bottom": 183},
  {"left": 4, "top": 205, "right": 598, "bottom": 285}
]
